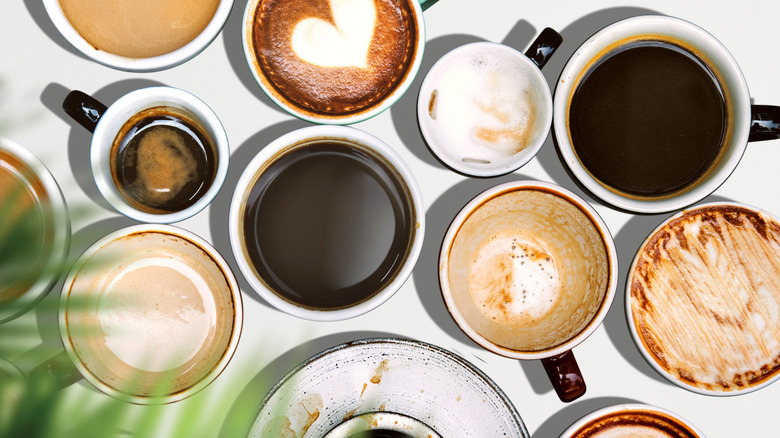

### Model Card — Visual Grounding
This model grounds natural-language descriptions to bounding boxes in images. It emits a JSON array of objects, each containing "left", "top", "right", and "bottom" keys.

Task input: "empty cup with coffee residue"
[
  {"left": 61, "top": 87, "right": 229, "bottom": 223},
  {"left": 417, "top": 28, "right": 562, "bottom": 177}
]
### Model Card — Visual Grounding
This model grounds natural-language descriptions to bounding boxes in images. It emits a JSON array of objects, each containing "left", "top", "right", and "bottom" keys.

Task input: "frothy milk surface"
[
  {"left": 59, "top": 0, "right": 221, "bottom": 58},
  {"left": 423, "top": 45, "right": 542, "bottom": 167},
  {"left": 630, "top": 205, "right": 780, "bottom": 392},
  {"left": 569, "top": 409, "right": 701, "bottom": 438}
]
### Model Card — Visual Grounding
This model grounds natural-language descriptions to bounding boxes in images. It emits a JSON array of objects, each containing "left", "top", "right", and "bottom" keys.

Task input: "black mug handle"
[
  {"left": 749, "top": 105, "right": 780, "bottom": 142},
  {"left": 63, "top": 90, "right": 108, "bottom": 134},
  {"left": 541, "top": 349, "right": 587, "bottom": 402},
  {"left": 524, "top": 27, "right": 563, "bottom": 70}
]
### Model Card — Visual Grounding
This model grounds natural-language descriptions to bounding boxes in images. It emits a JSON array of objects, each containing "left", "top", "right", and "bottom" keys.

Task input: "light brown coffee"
[
  {"left": 630, "top": 204, "right": 780, "bottom": 392},
  {"left": 64, "top": 230, "right": 238, "bottom": 398},
  {"left": 58, "top": 0, "right": 221, "bottom": 58},
  {"left": 248, "top": 0, "right": 419, "bottom": 118},
  {"left": 569, "top": 408, "right": 701, "bottom": 438}
]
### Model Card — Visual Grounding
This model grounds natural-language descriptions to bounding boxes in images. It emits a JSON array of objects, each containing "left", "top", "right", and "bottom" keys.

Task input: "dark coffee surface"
[
  {"left": 111, "top": 107, "right": 216, "bottom": 214},
  {"left": 252, "top": 0, "right": 418, "bottom": 117},
  {"left": 243, "top": 141, "right": 414, "bottom": 310},
  {"left": 348, "top": 431, "right": 413, "bottom": 438},
  {"left": 569, "top": 39, "right": 726, "bottom": 198}
]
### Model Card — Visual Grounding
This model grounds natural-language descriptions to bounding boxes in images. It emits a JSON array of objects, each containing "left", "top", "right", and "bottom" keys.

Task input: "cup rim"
[
  {"left": 625, "top": 201, "right": 780, "bottom": 396},
  {"left": 228, "top": 125, "right": 425, "bottom": 321},
  {"left": 241, "top": 0, "right": 426, "bottom": 125},
  {"left": 90, "top": 86, "right": 229, "bottom": 224},
  {"left": 558, "top": 403, "right": 705, "bottom": 438},
  {"left": 438, "top": 180, "right": 618, "bottom": 360},
  {"left": 58, "top": 224, "right": 243, "bottom": 405},
  {"left": 417, "top": 41, "right": 553, "bottom": 177},
  {"left": 42, "top": 0, "right": 235, "bottom": 72},
  {"left": 552, "top": 14, "right": 751, "bottom": 214},
  {"left": 0, "top": 137, "right": 71, "bottom": 324}
]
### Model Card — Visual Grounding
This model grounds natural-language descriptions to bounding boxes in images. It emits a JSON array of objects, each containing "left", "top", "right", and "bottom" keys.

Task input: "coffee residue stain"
[
  {"left": 360, "top": 382, "right": 368, "bottom": 398},
  {"left": 371, "top": 359, "right": 390, "bottom": 384},
  {"left": 428, "top": 89, "right": 438, "bottom": 119}
]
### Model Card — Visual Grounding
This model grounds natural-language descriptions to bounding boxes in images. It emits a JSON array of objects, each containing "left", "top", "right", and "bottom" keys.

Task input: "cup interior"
[
  {"left": 441, "top": 182, "right": 615, "bottom": 358},
  {"left": 418, "top": 42, "right": 552, "bottom": 176},
  {"left": 60, "top": 225, "right": 242, "bottom": 404},
  {"left": 91, "top": 87, "right": 228, "bottom": 223}
]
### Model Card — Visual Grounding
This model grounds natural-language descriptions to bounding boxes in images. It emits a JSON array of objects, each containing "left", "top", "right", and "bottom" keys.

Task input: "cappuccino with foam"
[{"left": 562, "top": 405, "right": 703, "bottom": 438}]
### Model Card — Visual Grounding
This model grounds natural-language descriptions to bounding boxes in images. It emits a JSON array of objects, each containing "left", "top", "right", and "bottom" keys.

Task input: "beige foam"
[{"left": 630, "top": 205, "right": 780, "bottom": 392}]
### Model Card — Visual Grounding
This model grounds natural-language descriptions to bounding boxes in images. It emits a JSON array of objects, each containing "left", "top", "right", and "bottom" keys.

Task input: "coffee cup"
[
  {"left": 242, "top": 0, "right": 437, "bottom": 124},
  {"left": 417, "top": 29, "right": 562, "bottom": 177},
  {"left": 62, "top": 87, "right": 229, "bottom": 223},
  {"left": 553, "top": 15, "right": 780, "bottom": 214},
  {"left": 627, "top": 202, "right": 780, "bottom": 395},
  {"left": 37, "top": 224, "right": 242, "bottom": 404},
  {"left": 229, "top": 125, "right": 425, "bottom": 321},
  {"left": 439, "top": 180, "right": 617, "bottom": 402},
  {"left": 0, "top": 137, "right": 70, "bottom": 324},
  {"left": 559, "top": 404, "right": 705, "bottom": 438},
  {"left": 43, "top": 0, "right": 234, "bottom": 71}
]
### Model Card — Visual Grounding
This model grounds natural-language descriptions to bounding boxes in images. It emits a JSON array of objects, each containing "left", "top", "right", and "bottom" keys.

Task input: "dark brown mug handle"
[
  {"left": 541, "top": 350, "right": 586, "bottom": 402},
  {"left": 749, "top": 105, "right": 780, "bottom": 142},
  {"left": 29, "top": 351, "right": 82, "bottom": 389},
  {"left": 63, "top": 90, "right": 107, "bottom": 134},
  {"left": 524, "top": 27, "right": 563, "bottom": 70}
]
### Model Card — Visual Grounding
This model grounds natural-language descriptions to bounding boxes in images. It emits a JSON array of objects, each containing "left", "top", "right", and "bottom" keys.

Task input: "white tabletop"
[{"left": 1, "top": 0, "right": 778, "bottom": 436}]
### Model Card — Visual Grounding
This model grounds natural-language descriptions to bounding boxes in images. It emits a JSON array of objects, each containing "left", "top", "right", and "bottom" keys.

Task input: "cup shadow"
[
  {"left": 40, "top": 80, "right": 167, "bottom": 212},
  {"left": 531, "top": 396, "right": 641, "bottom": 438},
  {"left": 23, "top": 0, "right": 85, "bottom": 60},
  {"left": 208, "top": 119, "right": 311, "bottom": 308},
  {"left": 218, "top": 330, "right": 407, "bottom": 438}
]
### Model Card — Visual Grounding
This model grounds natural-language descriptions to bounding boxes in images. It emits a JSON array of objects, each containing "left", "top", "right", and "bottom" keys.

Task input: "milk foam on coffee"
[
  {"left": 425, "top": 47, "right": 541, "bottom": 166},
  {"left": 630, "top": 205, "right": 780, "bottom": 392}
]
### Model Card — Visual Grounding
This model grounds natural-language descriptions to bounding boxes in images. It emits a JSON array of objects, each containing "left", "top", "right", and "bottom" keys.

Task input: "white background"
[{"left": 2, "top": 0, "right": 779, "bottom": 436}]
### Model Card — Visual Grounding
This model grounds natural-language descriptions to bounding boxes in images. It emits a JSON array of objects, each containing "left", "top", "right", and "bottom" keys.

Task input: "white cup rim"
[
  {"left": 559, "top": 403, "right": 705, "bottom": 437},
  {"left": 90, "top": 86, "right": 229, "bottom": 224},
  {"left": 229, "top": 125, "right": 425, "bottom": 321},
  {"left": 241, "top": 0, "right": 426, "bottom": 125},
  {"left": 438, "top": 180, "right": 618, "bottom": 360},
  {"left": 625, "top": 201, "right": 780, "bottom": 396},
  {"left": 59, "top": 224, "right": 243, "bottom": 405},
  {"left": 552, "top": 15, "right": 751, "bottom": 214},
  {"left": 417, "top": 41, "right": 553, "bottom": 177},
  {"left": 42, "top": 0, "right": 234, "bottom": 72}
]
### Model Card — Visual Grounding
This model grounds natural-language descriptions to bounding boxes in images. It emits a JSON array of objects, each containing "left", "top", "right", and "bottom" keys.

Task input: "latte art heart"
[{"left": 291, "top": 0, "right": 377, "bottom": 68}]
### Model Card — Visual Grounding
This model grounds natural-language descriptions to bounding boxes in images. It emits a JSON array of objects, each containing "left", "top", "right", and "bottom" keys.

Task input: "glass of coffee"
[
  {"left": 229, "top": 126, "right": 424, "bottom": 321},
  {"left": 553, "top": 15, "right": 780, "bottom": 213}
]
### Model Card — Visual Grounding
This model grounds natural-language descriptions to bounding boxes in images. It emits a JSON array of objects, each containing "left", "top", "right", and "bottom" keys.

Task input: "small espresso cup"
[
  {"left": 41, "top": 224, "right": 243, "bottom": 404},
  {"left": 242, "top": 0, "right": 437, "bottom": 124},
  {"left": 439, "top": 180, "right": 617, "bottom": 402},
  {"left": 627, "top": 202, "right": 780, "bottom": 395},
  {"left": 63, "top": 87, "right": 229, "bottom": 223},
  {"left": 229, "top": 125, "right": 425, "bottom": 321},
  {"left": 559, "top": 404, "right": 705, "bottom": 438},
  {"left": 417, "top": 29, "right": 562, "bottom": 177},
  {"left": 43, "top": 0, "right": 234, "bottom": 71},
  {"left": 553, "top": 15, "right": 780, "bottom": 214}
]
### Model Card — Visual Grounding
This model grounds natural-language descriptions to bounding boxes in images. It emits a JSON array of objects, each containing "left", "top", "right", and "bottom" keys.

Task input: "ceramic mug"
[
  {"left": 62, "top": 86, "right": 229, "bottom": 223},
  {"left": 559, "top": 404, "right": 705, "bottom": 438},
  {"left": 439, "top": 180, "right": 617, "bottom": 402},
  {"left": 553, "top": 15, "right": 780, "bottom": 213}
]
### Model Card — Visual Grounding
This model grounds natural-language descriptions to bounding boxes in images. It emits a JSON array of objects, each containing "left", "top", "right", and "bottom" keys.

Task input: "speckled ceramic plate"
[{"left": 247, "top": 338, "right": 528, "bottom": 438}]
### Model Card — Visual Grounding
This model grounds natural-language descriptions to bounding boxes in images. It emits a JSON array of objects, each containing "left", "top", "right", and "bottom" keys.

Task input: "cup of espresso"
[
  {"left": 43, "top": 0, "right": 234, "bottom": 71},
  {"left": 417, "top": 29, "right": 562, "bottom": 177},
  {"left": 439, "top": 181, "right": 618, "bottom": 402},
  {"left": 559, "top": 404, "right": 705, "bottom": 438},
  {"left": 62, "top": 87, "right": 229, "bottom": 223},
  {"left": 242, "top": 0, "right": 437, "bottom": 124},
  {"left": 43, "top": 224, "right": 243, "bottom": 404},
  {"left": 229, "top": 126, "right": 425, "bottom": 321},
  {"left": 627, "top": 202, "right": 780, "bottom": 395},
  {"left": 553, "top": 15, "right": 780, "bottom": 213}
]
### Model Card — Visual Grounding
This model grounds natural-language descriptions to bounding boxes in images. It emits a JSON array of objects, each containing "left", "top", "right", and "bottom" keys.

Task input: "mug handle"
[
  {"left": 524, "top": 27, "right": 563, "bottom": 70},
  {"left": 541, "top": 350, "right": 587, "bottom": 402},
  {"left": 29, "top": 351, "right": 83, "bottom": 389},
  {"left": 63, "top": 90, "right": 108, "bottom": 134},
  {"left": 749, "top": 105, "right": 780, "bottom": 142},
  {"left": 418, "top": 0, "right": 440, "bottom": 11}
]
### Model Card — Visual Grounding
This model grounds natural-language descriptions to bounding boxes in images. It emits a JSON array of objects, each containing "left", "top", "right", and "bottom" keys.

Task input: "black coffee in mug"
[
  {"left": 348, "top": 431, "right": 413, "bottom": 438},
  {"left": 242, "top": 140, "right": 415, "bottom": 310},
  {"left": 110, "top": 106, "right": 217, "bottom": 214},
  {"left": 568, "top": 37, "right": 729, "bottom": 198}
]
